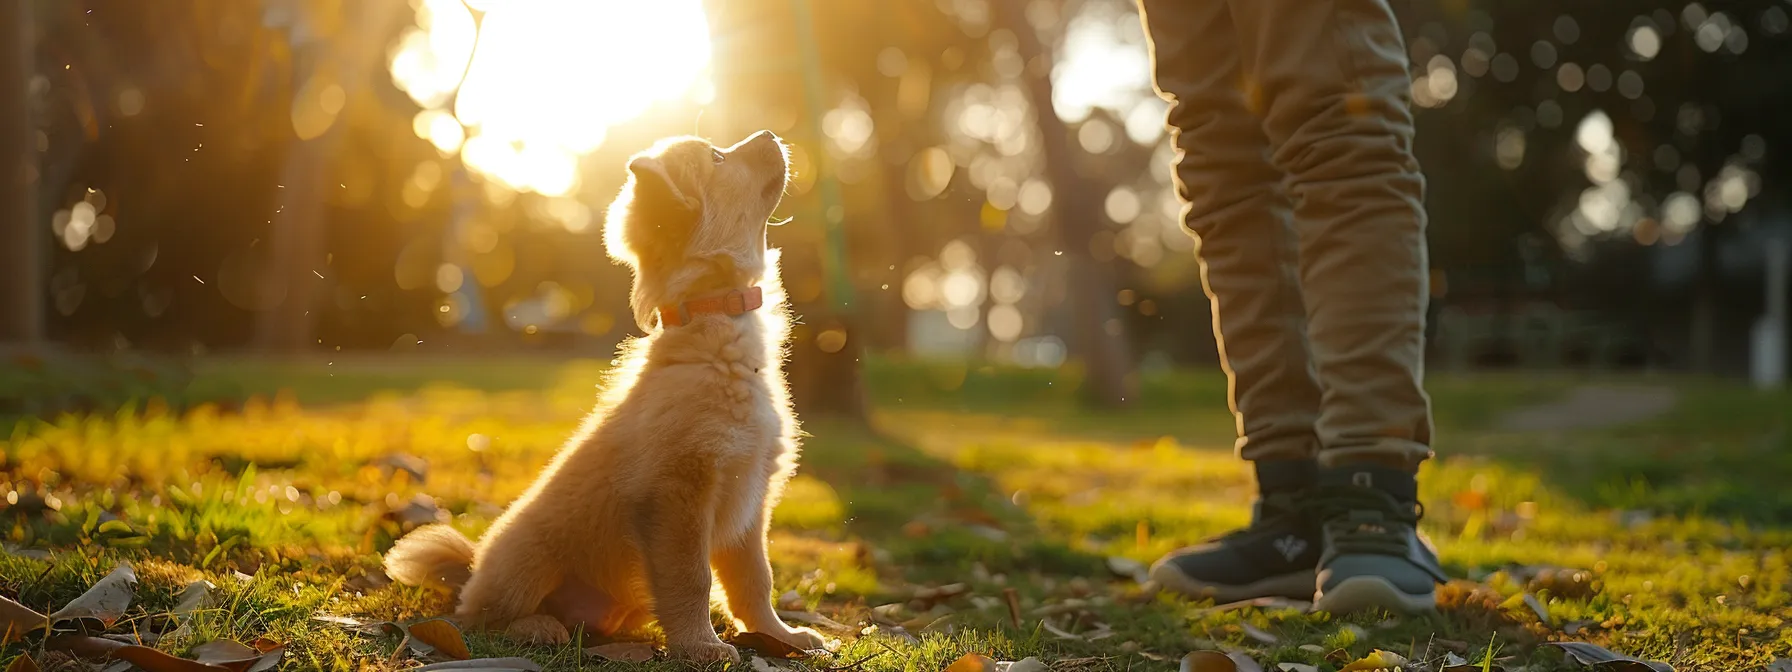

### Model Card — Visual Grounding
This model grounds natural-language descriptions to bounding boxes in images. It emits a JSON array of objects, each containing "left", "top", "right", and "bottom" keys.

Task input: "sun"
[{"left": 390, "top": 0, "right": 713, "bottom": 197}]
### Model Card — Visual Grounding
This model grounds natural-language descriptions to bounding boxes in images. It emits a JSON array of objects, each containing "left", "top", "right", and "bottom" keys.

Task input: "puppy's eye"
[{"left": 712, "top": 149, "right": 726, "bottom": 165}]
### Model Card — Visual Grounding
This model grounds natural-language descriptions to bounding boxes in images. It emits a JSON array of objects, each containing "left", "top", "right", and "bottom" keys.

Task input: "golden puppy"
[{"left": 383, "top": 131, "right": 823, "bottom": 663}]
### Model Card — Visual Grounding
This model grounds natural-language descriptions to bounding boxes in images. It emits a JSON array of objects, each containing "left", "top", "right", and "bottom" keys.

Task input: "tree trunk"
[
  {"left": 994, "top": 0, "right": 1135, "bottom": 406},
  {"left": 0, "top": 0, "right": 43, "bottom": 345}
]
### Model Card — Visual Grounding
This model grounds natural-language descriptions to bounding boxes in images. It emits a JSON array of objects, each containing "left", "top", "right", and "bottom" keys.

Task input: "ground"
[{"left": 3, "top": 356, "right": 1791, "bottom": 671}]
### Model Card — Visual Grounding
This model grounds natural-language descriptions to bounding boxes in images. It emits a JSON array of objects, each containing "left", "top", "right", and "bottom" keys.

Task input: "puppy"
[{"left": 383, "top": 131, "right": 824, "bottom": 663}]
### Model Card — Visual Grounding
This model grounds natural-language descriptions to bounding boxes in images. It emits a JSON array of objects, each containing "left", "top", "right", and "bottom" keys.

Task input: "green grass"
[{"left": 3, "top": 356, "right": 1791, "bottom": 670}]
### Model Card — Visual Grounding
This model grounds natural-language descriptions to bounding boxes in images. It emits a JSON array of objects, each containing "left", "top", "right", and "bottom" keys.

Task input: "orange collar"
[{"left": 659, "top": 287, "right": 764, "bottom": 328}]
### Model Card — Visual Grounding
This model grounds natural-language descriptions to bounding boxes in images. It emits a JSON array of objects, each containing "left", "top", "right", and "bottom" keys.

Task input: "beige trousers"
[{"left": 1140, "top": 0, "right": 1434, "bottom": 467}]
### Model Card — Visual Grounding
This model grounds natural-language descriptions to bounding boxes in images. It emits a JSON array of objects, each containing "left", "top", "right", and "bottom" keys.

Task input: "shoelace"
[{"left": 1300, "top": 486, "right": 1425, "bottom": 557}]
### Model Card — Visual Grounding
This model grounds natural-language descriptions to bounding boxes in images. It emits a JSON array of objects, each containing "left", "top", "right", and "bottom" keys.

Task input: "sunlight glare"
[{"left": 391, "top": 0, "right": 712, "bottom": 197}]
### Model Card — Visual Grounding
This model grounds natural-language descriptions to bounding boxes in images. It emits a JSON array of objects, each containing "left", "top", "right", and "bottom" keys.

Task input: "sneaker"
[
  {"left": 1148, "top": 461, "right": 1322, "bottom": 602},
  {"left": 1308, "top": 465, "right": 1447, "bottom": 614}
]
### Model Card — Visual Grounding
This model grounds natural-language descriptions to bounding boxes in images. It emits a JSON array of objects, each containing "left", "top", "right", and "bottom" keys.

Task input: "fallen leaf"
[
  {"left": 407, "top": 618, "right": 471, "bottom": 660},
  {"left": 47, "top": 634, "right": 231, "bottom": 672},
  {"left": 5, "top": 653, "right": 39, "bottom": 672},
  {"left": 1298, "top": 645, "right": 1326, "bottom": 654},
  {"left": 1769, "top": 659, "right": 1792, "bottom": 672},
  {"left": 778, "top": 590, "right": 804, "bottom": 611},
  {"left": 945, "top": 653, "right": 998, "bottom": 672},
  {"left": 48, "top": 563, "right": 137, "bottom": 628},
  {"left": 190, "top": 639, "right": 284, "bottom": 672},
  {"left": 1040, "top": 619, "right": 1081, "bottom": 640},
  {"left": 173, "top": 581, "right": 215, "bottom": 618},
  {"left": 414, "top": 658, "right": 545, "bottom": 671},
  {"left": 1277, "top": 664, "right": 1319, "bottom": 672},
  {"left": 584, "top": 642, "right": 654, "bottom": 663},
  {"left": 748, "top": 655, "right": 789, "bottom": 672},
  {"left": 1180, "top": 651, "right": 1264, "bottom": 672},
  {"left": 1522, "top": 593, "right": 1552, "bottom": 626},
  {"left": 1563, "top": 620, "right": 1594, "bottom": 635},
  {"left": 1106, "top": 556, "right": 1148, "bottom": 583},
  {"left": 1240, "top": 623, "right": 1279, "bottom": 644},
  {"left": 1545, "top": 642, "right": 1674, "bottom": 671},
  {"left": 1, "top": 595, "right": 47, "bottom": 644},
  {"left": 1439, "top": 651, "right": 1504, "bottom": 672},
  {"left": 777, "top": 609, "right": 849, "bottom": 631},
  {"left": 1339, "top": 650, "right": 1408, "bottom": 671},
  {"left": 726, "top": 632, "right": 813, "bottom": 659},
  {"left": 1006, "top": 657, "right": 1049, "bottom": 672},
  {"left": 1203, "top": 596, "right": 1313, "bottom": 614}
]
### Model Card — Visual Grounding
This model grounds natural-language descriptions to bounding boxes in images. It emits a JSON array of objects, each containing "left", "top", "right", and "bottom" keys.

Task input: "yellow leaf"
[{"left": 407, "top": 618, "right": 471, "bottom": 660}]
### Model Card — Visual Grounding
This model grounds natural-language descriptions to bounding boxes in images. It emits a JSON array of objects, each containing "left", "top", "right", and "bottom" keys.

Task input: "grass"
[{"left": 3, "top": 355, "right": 1791, "bottom": 670}]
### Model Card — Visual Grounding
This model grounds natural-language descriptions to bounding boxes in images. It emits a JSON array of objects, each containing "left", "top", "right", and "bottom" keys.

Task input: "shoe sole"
[
  {"left": 1149, "top": 560, "right": 1317, "bottom": 603},
  {"left": 1313, "top": 575, "right": 1435, "bottom": 615}
]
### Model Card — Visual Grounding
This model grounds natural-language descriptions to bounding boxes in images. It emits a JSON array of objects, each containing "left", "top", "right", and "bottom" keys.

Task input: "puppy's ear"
[{"left": 628, "top": 156, "right": 699, "bottom": 213}]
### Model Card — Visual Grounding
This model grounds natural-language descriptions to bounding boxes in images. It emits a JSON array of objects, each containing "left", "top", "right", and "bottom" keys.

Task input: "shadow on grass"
[{"left": 794, "top": 418, "right": 1111, "bottom": 585}]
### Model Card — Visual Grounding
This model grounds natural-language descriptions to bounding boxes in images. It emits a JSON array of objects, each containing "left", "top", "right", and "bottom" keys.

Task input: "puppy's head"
[{"left": 604, "top": 131, "right": 790, "bottom": 331}]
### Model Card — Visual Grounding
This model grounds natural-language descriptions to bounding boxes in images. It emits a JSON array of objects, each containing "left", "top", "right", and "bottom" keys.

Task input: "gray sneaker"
[
  {"left": 1149, "top": 460, "right": 1322, "bottom": 602},
  {"left": 1308, "top": 465, "right": 1447, "bottom": 614}
]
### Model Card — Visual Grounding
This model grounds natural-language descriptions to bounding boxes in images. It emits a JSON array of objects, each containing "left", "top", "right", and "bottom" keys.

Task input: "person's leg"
[
  {"left": 1138, "top": 0, "right": 1327, "bottom": 602},
  {"left": 1223, "top": 0, "right": 1445, "bottom": 612}
]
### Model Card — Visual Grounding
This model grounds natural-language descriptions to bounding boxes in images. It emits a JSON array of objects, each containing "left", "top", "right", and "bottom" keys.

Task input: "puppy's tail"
[{"left": 383, "top": 524, "right": 476, "bottom": 593}]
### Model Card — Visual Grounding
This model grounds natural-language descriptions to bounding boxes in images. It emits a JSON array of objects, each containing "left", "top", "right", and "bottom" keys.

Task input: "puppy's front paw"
[
  {"left": 768, "top": 625, "right": 827, "bottom": 651},
  {"left": 667, "top": 638, "right": 740, "bottom": 664},
  {"left": 505, "top": 614, "right": 571, "bottom": 645}
]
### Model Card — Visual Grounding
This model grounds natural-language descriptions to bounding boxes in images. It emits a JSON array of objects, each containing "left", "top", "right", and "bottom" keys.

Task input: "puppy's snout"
[{"left": 747, "top": 130, "right": 781, "bottom": 148}]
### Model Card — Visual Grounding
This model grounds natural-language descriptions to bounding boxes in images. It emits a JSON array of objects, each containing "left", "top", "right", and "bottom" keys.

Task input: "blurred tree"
[
  {"left": 995, "top": 0, "right": 1135, "bottom": 406},
  {"left": 1, "top": 0, "right": 42, "bottom": 345},
  {"left": 253, "top": 0, "right": 409, "bottom": 353}
]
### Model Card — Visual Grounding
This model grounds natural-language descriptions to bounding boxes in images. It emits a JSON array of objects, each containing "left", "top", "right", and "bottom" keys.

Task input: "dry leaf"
[
  {"left": 1, "top": 595, "right": 46, "bottom": 644},
  {"left": 1180, "top": 651, "right": 1263, "bottom": 672},
  {"left": 190, "top": 639, "right": 284, "bottom": 672},
  {"left": 1545, "top": 642, "right": 1674, "bottom": 671},
  {"left": 1522, "top": 593, "right": 1552, "bottom": 626},
  {"left": 1240, "top": 623, "right": 1279, "bottom": 644},
  {"left": 1769, "top": 659, "right": 1792, "bottom": 672},
  {"left": 173, "top": 581, "right": 215, "bottom": 618},
  {"left": 945, "top": 653, "right": 998, "bottom": 672},
  {"left": 413, "top": 658, "right": 545, "bottom": 671},
  {"left": 1440, "top": 651, "right": 1504, "bottom": 672},
  {"left": 48, "top": 563, "right": 137, "bottom": 628},
  {"left": 1006, "top": 657, "right": 1049, "bottom": 672},
  {"left": 778, "top": 590, "right": 804, "bottom": 611},
  {"left": 407, "top": 618, "right": 471, "bottom": 660},
  {"left": 1041, "top": 617, "right": 1085, "bottom": 641},
  {"left": 585, "top": 642, "right": 655, "bottom": 663},
  {"left": 1278, "top": 664, "right": 1319, "bottom": 672},
  {"left": 48, "top": 634, "right": 235, "bottom": 672},
  {"left": 726, "top": 632, "right": 811, "bottom": 659},
  {"left": 1339, "top": 650, "right": 1409, "bottom": 671},
  {"left": 1106, "top": 557, "right": 1148, "bottom": 583},
  {"left": 776, "top": 610, "right": 849, "bottom": 631},
  {"left": 5, "top": 654, "right": 39, "bottom": 672},
  {"left": 748, "top": 656, "right": 790, "bottom": 672}
]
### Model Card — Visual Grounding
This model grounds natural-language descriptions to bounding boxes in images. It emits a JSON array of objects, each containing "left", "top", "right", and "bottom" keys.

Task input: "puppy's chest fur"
[{"left": 643, "top": 314, "right": 796, "bottom": 540}]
